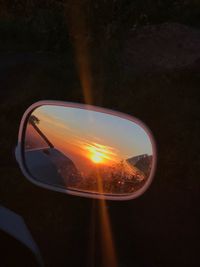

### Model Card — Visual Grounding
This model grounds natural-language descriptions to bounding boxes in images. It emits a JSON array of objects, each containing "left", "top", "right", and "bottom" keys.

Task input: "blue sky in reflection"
[{"left": 34, "top": 105, "right": 152, "bottom": 159}]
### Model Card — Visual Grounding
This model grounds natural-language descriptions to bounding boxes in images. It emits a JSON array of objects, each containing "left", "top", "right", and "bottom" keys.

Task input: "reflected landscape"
[{"left": 24, "top": 105, "right": 153, "bottom": 195}]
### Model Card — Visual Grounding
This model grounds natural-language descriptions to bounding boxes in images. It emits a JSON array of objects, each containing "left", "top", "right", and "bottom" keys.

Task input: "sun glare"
[
  {"left": 91, "top": 153, "right": 103, "bottom": 164},
  {"left": 85, "top": 142, "right": 118, "bottom": 165}
]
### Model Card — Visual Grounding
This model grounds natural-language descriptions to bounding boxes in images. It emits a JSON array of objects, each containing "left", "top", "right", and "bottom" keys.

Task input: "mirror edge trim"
[{"left": 16, "top": 100, "right": 157, "bottom": 201}]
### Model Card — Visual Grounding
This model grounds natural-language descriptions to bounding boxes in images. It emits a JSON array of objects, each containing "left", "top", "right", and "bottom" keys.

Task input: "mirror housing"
[{"left": 16, "top": 101, "right": 157, "bottom": 200}]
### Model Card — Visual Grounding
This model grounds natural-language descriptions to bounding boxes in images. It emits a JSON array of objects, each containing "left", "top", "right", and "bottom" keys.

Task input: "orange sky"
[
  {"left": 26, "top": 112, "right": 121, "bottom": 175},
  {"left": 26, "top": 106, "right": 152, "bottom": 175}
]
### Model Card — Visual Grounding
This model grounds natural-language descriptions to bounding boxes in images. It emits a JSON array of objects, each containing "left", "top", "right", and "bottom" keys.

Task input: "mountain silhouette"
[{"left": 127, "top": 154, "right": 153, "bottom": 176}]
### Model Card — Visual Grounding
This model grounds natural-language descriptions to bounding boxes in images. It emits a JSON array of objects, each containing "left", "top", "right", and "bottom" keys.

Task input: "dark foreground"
[{"left": 0, "top": 6, "right": 199, "bottom": 267}]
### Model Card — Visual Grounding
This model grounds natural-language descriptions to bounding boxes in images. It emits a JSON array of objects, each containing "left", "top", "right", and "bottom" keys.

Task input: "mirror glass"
[{"left": 24, "top": 105, "right": 154, "bottom": 196}]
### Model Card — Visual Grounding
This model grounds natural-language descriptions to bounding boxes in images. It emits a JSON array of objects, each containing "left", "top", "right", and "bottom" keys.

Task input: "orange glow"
[
  {"left": 91, "top": 153, "right": 103, "bottom": 164},
  {"left": 88, "top": 145, "right": 106, "bottom": 164},
  {"left": 85, "top": 143, "right": 119, "bottom": 165},
  {"left": 66, "top": 2, "right": 93, "bottom": 105},
  {"left": 96, "top": 170, "right": 118, "bottom": 267}
]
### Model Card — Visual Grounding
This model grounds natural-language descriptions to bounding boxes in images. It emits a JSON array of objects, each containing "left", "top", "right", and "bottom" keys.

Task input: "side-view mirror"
[{"left": 15, "top": 101, "right": 156, "bottom": 200}]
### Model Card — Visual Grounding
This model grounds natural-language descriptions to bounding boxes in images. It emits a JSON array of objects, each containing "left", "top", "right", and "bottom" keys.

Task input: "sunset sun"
[
  {"left": 91, "top": 153, "right": 103, "bottom": 164},
  {"left": 85, "top": 142, "right": 118, "bottom": 165}
]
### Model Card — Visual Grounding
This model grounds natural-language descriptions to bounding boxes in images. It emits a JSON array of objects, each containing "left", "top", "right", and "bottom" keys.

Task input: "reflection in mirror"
[{"left": 24, "top": 105, "right": 154, "bottom": 196}]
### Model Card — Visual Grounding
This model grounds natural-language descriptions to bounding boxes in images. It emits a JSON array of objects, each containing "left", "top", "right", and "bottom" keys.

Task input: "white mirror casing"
[{"left": 16, "top": 101, "right": 157, "bottom": 200}]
